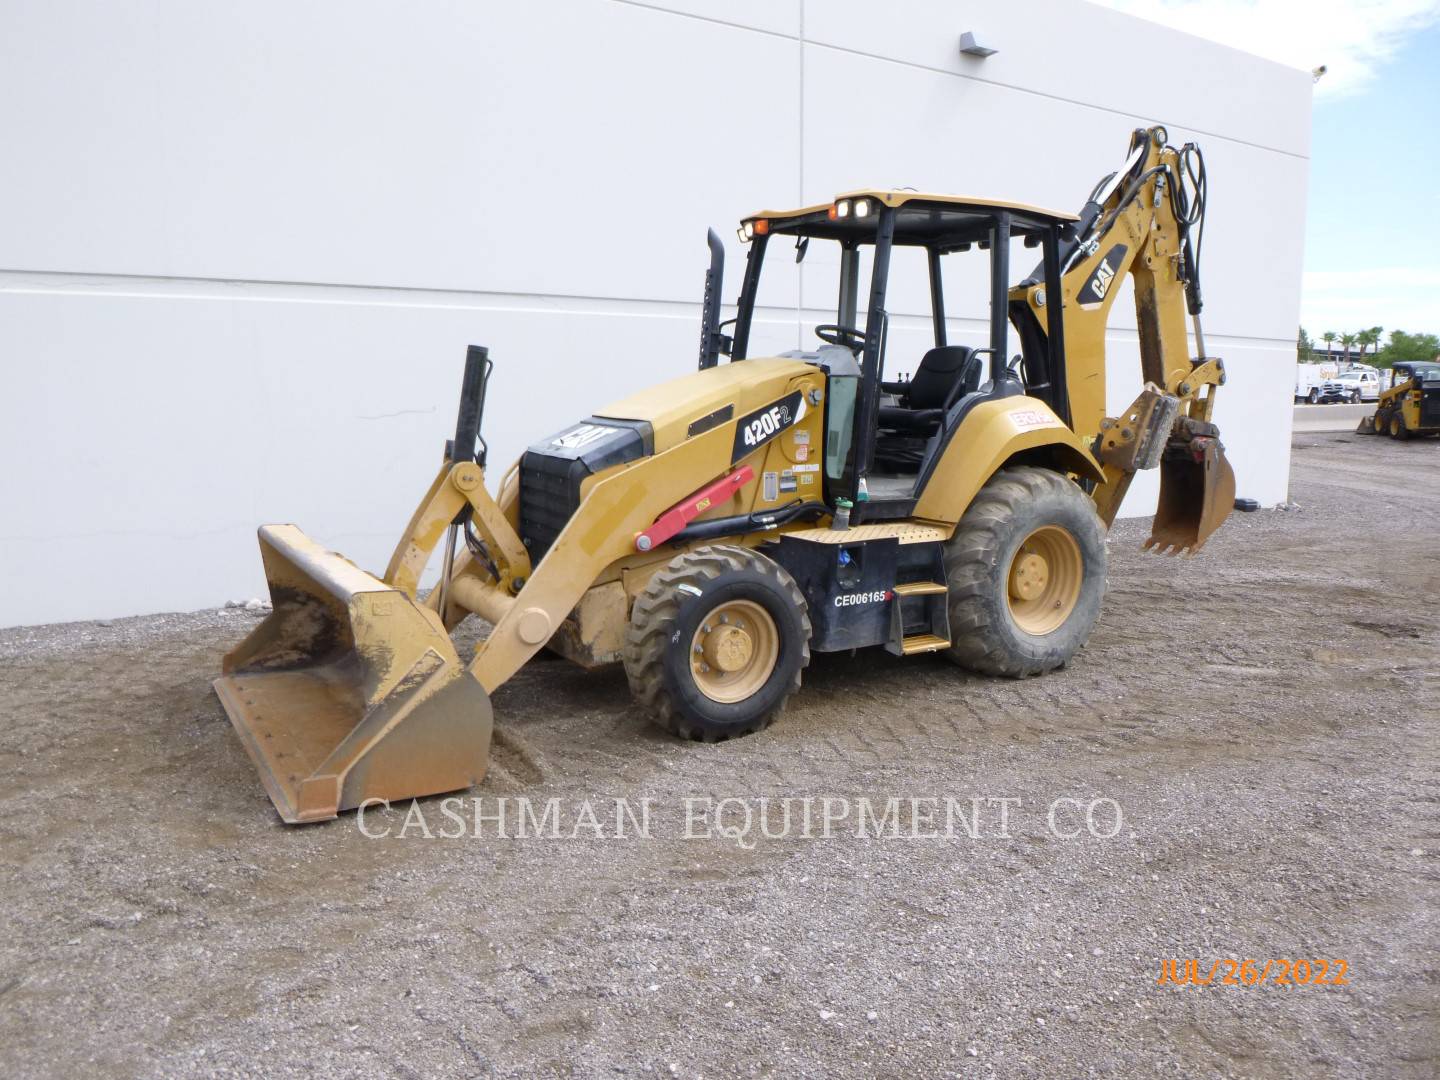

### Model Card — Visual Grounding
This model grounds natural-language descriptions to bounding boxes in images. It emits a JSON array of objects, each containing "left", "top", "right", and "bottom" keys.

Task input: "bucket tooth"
[{"left": 214, "top": 525, "right": 492, "bottom": 823}]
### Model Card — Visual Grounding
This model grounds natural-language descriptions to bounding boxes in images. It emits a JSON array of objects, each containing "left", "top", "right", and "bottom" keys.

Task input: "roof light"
[
  {"left": 739, "top": 220, "right": 754, "bottom": 243},
  {"left": 854, "top": 198, "right": 872, "bottom": 218},
  {"left": 835, "top": 199, "right": 851, "bottom": 219},
  {"left": 753, "top": 218, "right": 770, "bottom": 235}
]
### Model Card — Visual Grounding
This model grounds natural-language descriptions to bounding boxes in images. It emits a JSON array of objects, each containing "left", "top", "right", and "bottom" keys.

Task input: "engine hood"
[{"left": 594, "top": 357, "right": 818, "bottom": 454}]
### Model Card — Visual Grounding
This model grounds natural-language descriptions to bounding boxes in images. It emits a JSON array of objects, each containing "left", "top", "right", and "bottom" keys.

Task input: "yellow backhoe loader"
[{"left": 216, "top": 126, "right": 1236, "bottom": 823}]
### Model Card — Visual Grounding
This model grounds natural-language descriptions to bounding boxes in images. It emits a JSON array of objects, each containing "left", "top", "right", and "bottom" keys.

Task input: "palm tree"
[
  {"left": 1370, "top": 326, "right": 1385, "bottom": 366},
  {"left": 1356, "top": 328, "right": 1376, "bottom": 363},
  {"left": 1322, "top": 331, "right": 1337, "bottom": 362},
  {"left": 1340, "top": 332, "right": 1357, "bottom": 365}
]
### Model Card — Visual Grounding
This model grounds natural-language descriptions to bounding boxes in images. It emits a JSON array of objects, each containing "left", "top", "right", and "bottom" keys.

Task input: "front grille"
[
  {"left": 518, "top": 458, "right": 580, "bottom": 566},
  {"left": 515, "top": 417, "right": 652, "bottom": 567}
]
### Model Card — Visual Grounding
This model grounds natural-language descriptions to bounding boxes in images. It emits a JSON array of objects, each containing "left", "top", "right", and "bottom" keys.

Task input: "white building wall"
[{"left": 0, "top": 0, "right": 1311, "bottom": 628}]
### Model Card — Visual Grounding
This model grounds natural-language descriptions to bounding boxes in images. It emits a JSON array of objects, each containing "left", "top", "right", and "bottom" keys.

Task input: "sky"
[{"left": 1093, "top": 0, "right": 1440, "bottom": 344}]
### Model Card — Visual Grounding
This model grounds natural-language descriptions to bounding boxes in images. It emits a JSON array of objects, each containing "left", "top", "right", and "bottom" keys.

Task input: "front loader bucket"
[
  {"left": 1144, "top": 436, "right": 1237, "bottom": 555},
  {"left": 214, "top": 524, "right": 492, "bottom": 823},
  {"left": 1355, "top": 414, "right": 1378, "bottom": 434}
]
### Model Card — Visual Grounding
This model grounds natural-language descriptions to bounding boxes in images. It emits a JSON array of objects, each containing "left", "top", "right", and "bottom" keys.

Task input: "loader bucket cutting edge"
[
  {"left": 214, "top": 524, "right": 492, "bottom": 823},
  {"left": 1143, "top": 438, "right": 1237, "bottom": 555}
]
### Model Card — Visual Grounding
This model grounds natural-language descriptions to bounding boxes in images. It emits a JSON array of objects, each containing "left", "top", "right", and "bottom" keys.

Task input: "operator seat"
[{"left": 877, "top": 346, "right": 983, "bottom": 434}]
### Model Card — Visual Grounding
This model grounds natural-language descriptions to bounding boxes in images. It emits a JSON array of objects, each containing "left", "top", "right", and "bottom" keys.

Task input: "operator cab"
[
  {"left": 700, "top": 191, "right": 1079, "bottom": 522},
  {"left": 1393, "top": 361, "right": 1440, "bottom": 385}
]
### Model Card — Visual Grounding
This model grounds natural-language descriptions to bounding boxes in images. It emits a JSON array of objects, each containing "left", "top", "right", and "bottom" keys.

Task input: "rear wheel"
[
  {"left": 1307, "top": 388, "right": 1319, "bottom": 404},
  {"left": 1390, "top": 413, "right": 1410, "bottom": 440},
  {"left": 943, "top": 467, "right": 1107, "bottom": 677},
  {"left": 623, "top": 545, "right": 811, "bottom": 741}
]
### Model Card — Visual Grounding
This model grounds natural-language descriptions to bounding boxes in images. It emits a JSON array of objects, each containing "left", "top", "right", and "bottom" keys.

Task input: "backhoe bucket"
[
  {"left": 1144, "top": 435, "right": 1237, "bottom": 555},
  {"left": 214, "top": 524, "right": 492, "bottom": 823}
]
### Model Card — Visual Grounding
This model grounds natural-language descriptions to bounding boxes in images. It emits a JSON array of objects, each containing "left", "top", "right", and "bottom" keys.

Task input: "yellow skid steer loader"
[
  {"left": 216, "top": 126, "right": 1236, "bottom": 822},
  {"left": 1355, "top": 361, "right": 1440, "bottom": 438}
]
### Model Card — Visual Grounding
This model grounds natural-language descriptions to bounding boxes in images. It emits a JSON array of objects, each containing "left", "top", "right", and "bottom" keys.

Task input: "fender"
[{"left": 913, "top": 397, "right": 1105, "bottom": 526}]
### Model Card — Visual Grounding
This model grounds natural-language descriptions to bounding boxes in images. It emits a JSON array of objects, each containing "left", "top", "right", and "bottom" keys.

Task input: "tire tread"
[
  {"left": 942, "top": 466, "right": 1104, "bottom": 678},
  {"left": 622, "top": 545, "right": 810, "bottom": 741}
]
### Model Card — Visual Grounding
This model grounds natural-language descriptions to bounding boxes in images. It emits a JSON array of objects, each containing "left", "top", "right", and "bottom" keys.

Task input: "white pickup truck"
[{"left": 1318, "top": 368, "right": 1383, "bottom": 403}]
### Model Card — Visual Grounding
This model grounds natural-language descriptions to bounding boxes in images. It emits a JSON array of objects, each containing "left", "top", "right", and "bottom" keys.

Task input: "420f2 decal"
[{"left": 731, "top": 391, "right": 806, "bottom": 463}]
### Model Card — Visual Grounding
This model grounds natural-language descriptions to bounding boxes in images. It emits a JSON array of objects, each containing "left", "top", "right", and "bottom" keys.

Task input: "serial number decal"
[
  {"left": 1157, "top": 959, "right": 1350, "bottom": 988},
  {"left": 834, "top": 589, "right": 891, "bottom": 608},
  {"left": 731, "top": 391, "right": 806, "bottom": 464}
]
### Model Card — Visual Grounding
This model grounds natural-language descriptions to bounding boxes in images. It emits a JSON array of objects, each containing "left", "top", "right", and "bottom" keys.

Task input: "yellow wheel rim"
[
  {"left": 690, "top": 599, "right": 779, "bottom": 704},
  {"left": 1391, "top": 416, "right": 1402, "bottom": 437},
  {"left": 1006, "top": 525, "right": 1083, "bottom": 636}
]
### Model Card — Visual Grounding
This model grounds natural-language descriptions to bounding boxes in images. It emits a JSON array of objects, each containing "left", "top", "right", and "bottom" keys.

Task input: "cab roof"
[{"left": 744, "top": 190, "right": 1076, "bottom": 248}]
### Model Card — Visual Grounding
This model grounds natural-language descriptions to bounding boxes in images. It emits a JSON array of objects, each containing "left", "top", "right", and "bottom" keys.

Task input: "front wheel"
[
  {"left": 1307, "top": 388, "right": 1319, "bottom": 404},
  {"left": 1351, "top": 390, "right": 1362, "bottom": 404},
  {"left": 943, "top": 467, "right": 1107, "bottom": 677},
  {"left": 623, "top": 545, "right": 811, "bottom": 741}
]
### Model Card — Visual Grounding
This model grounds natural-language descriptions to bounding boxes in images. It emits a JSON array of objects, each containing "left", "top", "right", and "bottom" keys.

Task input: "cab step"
[
  {"left": 885, "top": 571, "right": 951, "bottom": 657},
  {"left": 892, "top": 581, "right": 948, "bottom": 597},
  {"left": 900, "top": 633, "right": 950, "bottom": 655}
]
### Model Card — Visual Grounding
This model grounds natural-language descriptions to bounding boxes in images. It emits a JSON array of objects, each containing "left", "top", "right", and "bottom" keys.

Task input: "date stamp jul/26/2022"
[{"left": 1158, "top": 958, "right": 1350, "bottom": 988}]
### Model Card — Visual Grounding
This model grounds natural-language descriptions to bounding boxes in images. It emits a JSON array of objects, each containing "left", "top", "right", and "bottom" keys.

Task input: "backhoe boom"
[{"left": 1010, "top": 126, "right": 1235, "bottom": 550}]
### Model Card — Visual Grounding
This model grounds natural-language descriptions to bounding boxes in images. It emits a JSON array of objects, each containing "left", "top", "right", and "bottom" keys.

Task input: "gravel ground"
[{"left": 1, "top": 432, "right": 1437, "bottom": 1078}]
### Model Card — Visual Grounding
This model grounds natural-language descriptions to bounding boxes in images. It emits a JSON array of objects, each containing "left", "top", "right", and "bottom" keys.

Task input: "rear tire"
[
  {"left": 623, "top": 545, "right": 811, "bottom": 741},
  {"left": 942, "top": 467, "right": 1107, "bottom": 677},
  {"left": 1390, "top": 413, "right": 1410, "bottom": 440},
  {"left": 1307, "top": 388, "right": 1319, "bottom": 404}
]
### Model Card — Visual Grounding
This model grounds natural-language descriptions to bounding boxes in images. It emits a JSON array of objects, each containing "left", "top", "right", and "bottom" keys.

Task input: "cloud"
[
  {"left": 1300, "top": 268, "right": 1440, "bottom": 336},
  {"left": 1090, "top": 0, "right": 1440, "bottom": 97}
]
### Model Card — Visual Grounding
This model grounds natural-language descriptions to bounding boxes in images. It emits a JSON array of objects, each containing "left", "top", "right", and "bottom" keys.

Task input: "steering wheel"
[{"left": 814, "top": 324, "right": 868, "bottom": 351}]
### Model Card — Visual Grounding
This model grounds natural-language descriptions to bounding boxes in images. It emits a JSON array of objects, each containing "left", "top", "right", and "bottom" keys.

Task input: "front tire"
[
  {"left": 623, "top": 545, "right": 811, "bottom": 741},
  {"left": 1307, "top": 388, "right": 1319, "bottom": 404},
  {"left": 942, "top": 467, "right": 1107, "bottom": 677}
]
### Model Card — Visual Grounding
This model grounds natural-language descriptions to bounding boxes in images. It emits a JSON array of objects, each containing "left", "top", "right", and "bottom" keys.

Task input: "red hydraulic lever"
[{"left": 634, "top": 466, "right": 754, "bottom": 552}]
